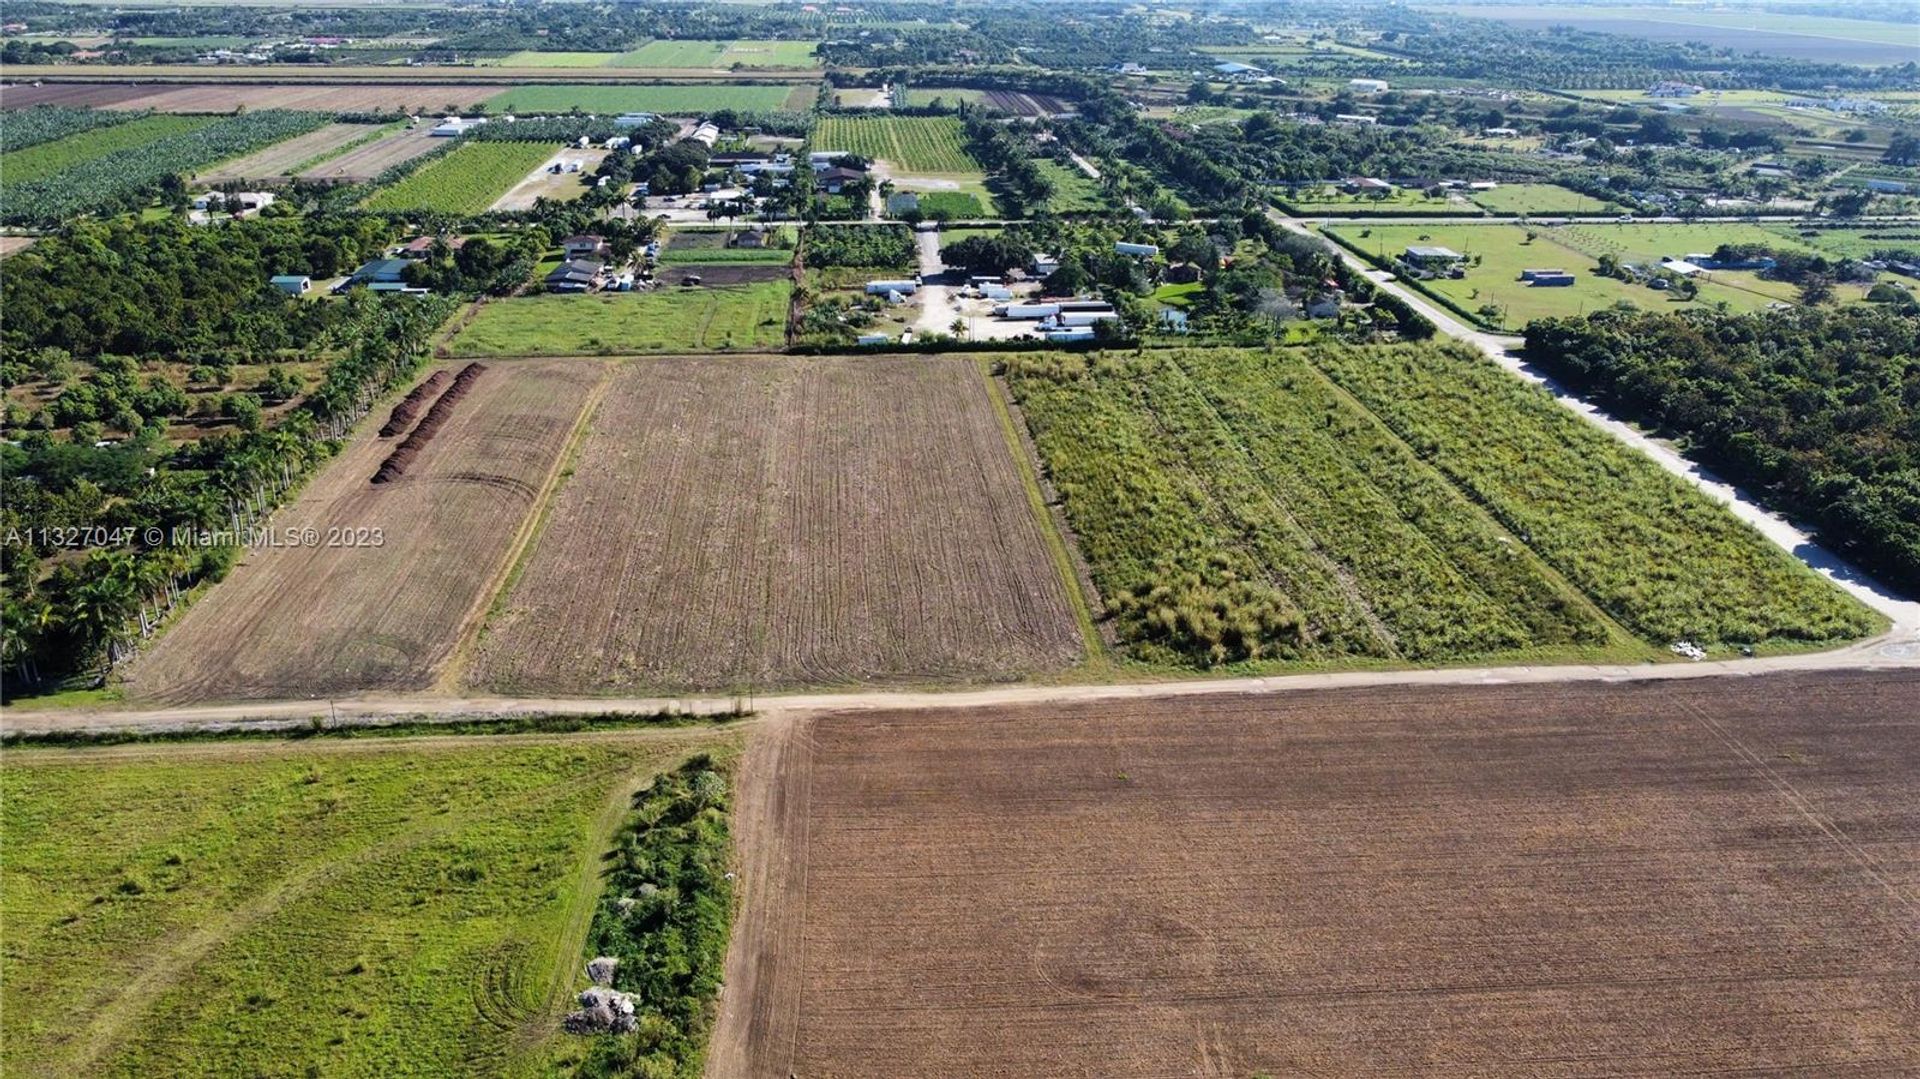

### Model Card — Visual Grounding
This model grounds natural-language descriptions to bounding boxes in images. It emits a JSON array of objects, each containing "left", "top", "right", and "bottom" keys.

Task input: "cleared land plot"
[
  {"left": 489, "top": 50, "right": 621, "bottom": 67},
  {"left": 611, "top": 39, "right": 819, "bottom": 69},
  {"left": 1036, "top": 158, "right": 1105, "bottom": 214},
  {"left": 1, "top": 113, "right": 215, "bottom": 184},
  {"left": 2, "top": 732, "right": 723, "bottom": 1078},
  {"left": 1008, "top": 347, "right": 1874, "bottom": 669},
  {"left": 1285, "top": 185, "right": 1482, "bottom": 215},
  {"left": 127, "top": 361, "right": 602, "bottom": 702},
  {"left": 1548, "top": 222, "right": 1886, "bottom": 306},
  {"left": 297, "top": 125, "right": 441, "bottom": 182},
  {"left": 1468, "top": 182, "right": 1618, "bottom": 216},
  {"left": 448, "top": 283, "right": 792, "bottom": 356},
  {"left": 362, "top": 141, "right": 557, "bottom": 215},
  {"left": 714, "top": 670, "right": 1920, "bottom": 1078},
  {"left": 489, "top": 147, "right": 607, "bottom": 211},
  {"left": 1777, "top": 224, "right": 1920, "bottom": 259},
  {"left": 1428, "top": 5, "right": 1920, "bottom": 65},
  {"left": 469, "top": 356, "right": 1084, "bottom": 693},
  {"left": 815, "top": 115, "right": 979, "bottom": 174},
  {"left": 196, "top": 122, "right": 383, "bottom": 183},
  {"left": 483, "top": 83, "right": 803, "bottom": 115},
  {"left": 1329, "top": 222, "right": 1773, "bottom": 325},
  {"left": 84, "top": 83, "right": 499, "bottom": 113},
  {"left": 0, "top": 83, "right": 157, "bottom": 109}
]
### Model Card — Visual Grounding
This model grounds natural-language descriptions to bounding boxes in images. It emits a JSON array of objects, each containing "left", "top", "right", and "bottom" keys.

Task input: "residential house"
[
  {"left": 1401, "top": 245, "right": 1465, "bottom": 268},
  {"left": 562, "top": 234, "right": 608, "bottom": 260},
  {"left": 818, "top": 166, "right": 867, "bottom": 194},
  {"left": 350, "top": 258, "right": 412, "bottom": 287},
  {"left": 1341, "top": 176, "right": 1393, "bottom": 194}
]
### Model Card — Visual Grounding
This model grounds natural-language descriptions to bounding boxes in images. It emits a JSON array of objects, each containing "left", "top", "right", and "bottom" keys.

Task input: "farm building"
[
  {"left": 818, "top": 166, "right": 867, "bottom": 193},
  {"left": 1527, "top": 272, "right": 1576, "bottom": 287},
  {"left": 688, "top": 122, "right": 721, "bottom": 147},
  {"left": 1402, "top": 245, "right": 1465, "bottom": 267},
  {"left": 350, "top": 259, "right": 412, "bottom": 287},
  {"left": 1031, "top": 253, "right": 1061, "bottom": 277},
  {"left": 997, "top": 302, "right": 1061, "bottom": 319},
  {"left": 546, "top": 259, "right": 603, "bottom": 293},
  {"left": 1212, "top": 61, "right": 1264, "bottom": 80},
  {"left": 1334, "top": 114, "right": 1378, "bottom": 126},
  {"left": 1658, "top": 258, "right": 1705, "bottom": 277},
  {"left": 1484, "top": 126, "right": 1520, "bottom": 137},
  {"left": 1647, "top": 81, "right": 1704, "bottom": 97},
  {"left": 613, "top": 112, "right": 659, "bottom": 128},
  {"left": 866, "top": 279, "right": 920, "bottom": 295},
  {"left": 1519, "top": 268, "right": 1567, "bottom": 282},
  {"left": 856, "top": 333, "right": 892, "bottom": 346},
  {"left": 1341, "top": 177, "right": 1393, "bottom": 194},
  {"left": 1348, "top": 78, "right": 1389, "bottom": 93},
  {"left": 430, "top": 116, "right": 485, "bottom": 137},
  {"left": 269, "top": 275, "right": 312, "bottom": 295},
  {"left": 1115, "top": 241, "right": 1160, "bottom": 258}
]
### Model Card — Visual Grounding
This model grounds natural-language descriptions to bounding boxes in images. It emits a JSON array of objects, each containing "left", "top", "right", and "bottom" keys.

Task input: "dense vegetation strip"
[
  {"left": 362, "top": 140, "right": 559, "bottom": 215},
  {"left": 1525, "top": 307, "right": 1920, "bottom": 599},
  {"left": 0, "top": 105, "right": 142, "bottom": 154},
  {"left": 2, "top": 113, "right": 218, "bottom": 185},
  {"left": 1, "top": 111, "right": 328, "bottom": 226},
  {"left": 571, "top": 755, "right": 733, "bottom": 1079},
  {"left": 1310, "top": 342, "right": 1881, "bottom": 648}
]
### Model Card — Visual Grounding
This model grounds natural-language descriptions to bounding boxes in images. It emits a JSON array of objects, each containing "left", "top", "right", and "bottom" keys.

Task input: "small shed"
[{"left": 269, "top": 274, "right": 312, "bottom": 295}]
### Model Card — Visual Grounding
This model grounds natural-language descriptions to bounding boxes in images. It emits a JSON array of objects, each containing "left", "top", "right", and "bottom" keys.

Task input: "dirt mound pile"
[
  {"left": 379, "top": 370, "right": 451, "bottom": 437},
  {"left": 371, "top": 363, "right": 486, "bottom": 484}
]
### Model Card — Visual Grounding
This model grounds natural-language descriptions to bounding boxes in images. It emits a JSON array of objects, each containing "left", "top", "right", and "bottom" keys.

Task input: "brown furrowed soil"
[
  {"left": 195, "top": 122, "right": 377, "bottom": 183},
  {"left": 126, "top": 361, "right": 604, "bottom": 703},
  {"left": 468, "top": 355, "right": 1084, "bottom": 694},
  {"left": 713, "top": 669, "right": 1920, "bottom": 1078},
  {"left": 297, "top": 125, "right": 441, "bottom": 182}
]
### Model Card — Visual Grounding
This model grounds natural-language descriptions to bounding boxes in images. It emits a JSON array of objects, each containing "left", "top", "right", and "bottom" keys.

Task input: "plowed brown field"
[
  {"left": 468, "top": 355, "right": 1085, "bottom": 694},
  {"left": 197, "top": 122, "right": 376, "bottom": 183},
  {"left": 712, "top": 670, "right": 1920, "bottom": 1078},
  {"left": 127, "top": 361, "right": 605, "bottom": 703},
  {"left": 297, "top": 126, "right": 441, "bottom": 182}
]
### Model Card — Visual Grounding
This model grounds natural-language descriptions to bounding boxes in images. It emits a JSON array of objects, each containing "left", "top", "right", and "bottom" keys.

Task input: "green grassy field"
[
  {"left": 1468, "top": 183, "right": 1618, "bottom": 216},
  {"left": 2, "top": 114, "right": 217, "bottom": 185},
  {"left": 814, "top": 115, "right": 979, "bottom": 173},
  {"left": 1774, "top": 224, "right": 1920, "bottom": 259},
  {"left": 902, "top": 87, "right": 989, "bottom": 107},
  {"left": 1036, "top": 159, "right": 1106, "bottom": 214},
  {"left": 1007, "top": 345, "right": 1875, "bottom": 670},
  {"left": 1, "top": 733, "right": 730, "bottom": 1078},
  {"left": 484, "top": 83, "right": 803, "bottom": 115},
  {"left": 1545, "top": 222, "right": 1885, "bottom": 307},
  {"left": 611, "top": 39, "right": 819, "bottom": 68},
  {"left": 490, "top": 50, "right": 621, "bottom": 67},
  {"left": 361, "top": 141, "right": 557, "bottom": 214},
  {"left": 450, "top": 282, "right": 793, "bottom": 355},
  {"left": 1283, "top": 184, "right": 1481, "bottom": 216}
]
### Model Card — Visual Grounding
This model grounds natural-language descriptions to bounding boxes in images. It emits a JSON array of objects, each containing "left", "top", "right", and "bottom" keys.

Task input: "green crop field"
[
  {"left": 484, "top": 83, "right": 804, "bottom": 115},
  {"left": 814, "top": 115, "right": 979, "bottom": 173},
  {"left": 1036, "top": 159, "right": 1106, "bottom": 214},
  {"left": 611, "top": 39, "right": 819, "bottom": 68},
  {"left": 1, "top": 733, "right": 730, "bottom": 1078},
  {"left": 361, "top": 141, "right": 557, "bottom": 214},
  {"left": 1468, "top": 183, "right": 1619, "bottom": 216},
  {"left": 449, "top": 282, "right": 793, "bottom": 355},
  {"left": 1, "top": 114, "right": 218, "bottom": 185},
  {"left": 1007, "top": 345, "right": 1875, "bottom": 670}
]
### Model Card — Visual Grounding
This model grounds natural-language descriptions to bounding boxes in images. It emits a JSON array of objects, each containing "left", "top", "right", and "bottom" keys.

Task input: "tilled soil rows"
[
  {"left": 468, "top": 355, "right": 1084, "bottom": 693},
  {"left": 126, "top": 362, "right": 602, "bottom": 702},
  {"left": 712, "top": 670, "right": 1920, "bottom": 1078}
]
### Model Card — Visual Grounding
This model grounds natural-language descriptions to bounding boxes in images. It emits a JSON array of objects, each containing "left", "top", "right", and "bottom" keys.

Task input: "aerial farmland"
[{"left": 1, "top": 0, "right": 1917, "bottom": 1075}]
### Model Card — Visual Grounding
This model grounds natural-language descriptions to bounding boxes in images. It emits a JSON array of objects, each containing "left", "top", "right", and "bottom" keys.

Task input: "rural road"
[
  {"left": 6, "top": 639, "right": 1918, "bottom": 735},
  {"left": 912, "top": 226, "right": 959, "bottom": 336},
  {"left": 1272, "top": 211, "right": 1920, "bottom": 642}
]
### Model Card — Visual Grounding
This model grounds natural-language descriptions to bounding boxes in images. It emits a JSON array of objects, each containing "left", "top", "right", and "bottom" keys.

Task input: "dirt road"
[
  {"left": 911, "top": 226, "right": 959, "bottom": 337},
  {"left": 1272, "top": 211, "right": 1920, "bottom": 640},
  {"left": 8, "top": 630, "right": 1917, "bottom": 735}
]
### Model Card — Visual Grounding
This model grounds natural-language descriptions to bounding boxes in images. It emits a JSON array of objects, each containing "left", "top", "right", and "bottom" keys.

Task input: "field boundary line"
[
  {"left": 978, "top": 359, "right": 1107, "bottom": 669},
  {"left": 435, "top": 361, "right": 616, "bottom": 694}
]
